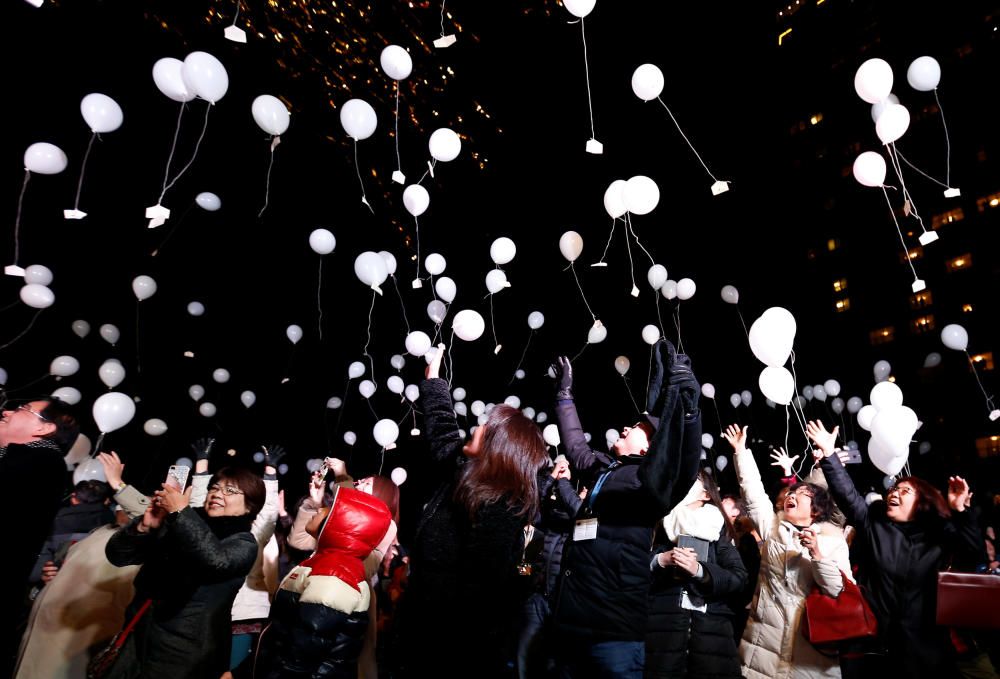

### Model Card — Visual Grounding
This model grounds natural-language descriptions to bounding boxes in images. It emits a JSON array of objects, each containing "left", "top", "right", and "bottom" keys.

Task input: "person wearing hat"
[{"left": 548, "top": 340, "right": 703, "bottom": 678}]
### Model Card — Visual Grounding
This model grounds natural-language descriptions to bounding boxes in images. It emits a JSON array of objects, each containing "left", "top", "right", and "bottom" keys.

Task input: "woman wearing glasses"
[
  {"left": 104, "top": 467, "right": 264, "bottom": 678},
  {"left": 722, "top": 424, "right": 852, "bottom": 679},
  {"left": 806, "top": 421, "right": 984, "bottom": 678}
]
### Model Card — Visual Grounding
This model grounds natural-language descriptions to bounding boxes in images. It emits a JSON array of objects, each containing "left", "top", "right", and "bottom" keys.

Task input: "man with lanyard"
[{"left": 550, "top": 340, "right": 703, "bottom": 678}]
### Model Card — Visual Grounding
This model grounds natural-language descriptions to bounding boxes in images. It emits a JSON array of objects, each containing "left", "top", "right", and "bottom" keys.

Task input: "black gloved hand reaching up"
[
  {"left": 191, "top": 437, "right": 216, "bottom": 461},
  {"left": 550, "top": 356, "right": 574, "bottom": 401},
  {"left": 263, "top": 444, "right": 287, "bottom": 469}
]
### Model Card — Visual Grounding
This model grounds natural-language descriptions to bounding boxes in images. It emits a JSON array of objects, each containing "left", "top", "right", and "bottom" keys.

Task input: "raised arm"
[
  {"left": 550, "top": 356, "right": 612, "bottom": 476},
  {"left": 419, "top": 345, "right": 465, "bottom": 468},
  {"left": 288, "top": 471, "right": 327, "bottom": 552},
  {"left": 944, "top": 476, "right": 987, "bottom": 567},
  {"left": 808, "top": 420, "right": 869, "bottom": 526},
  {"left": 724, "top": 425, "right": 776, "bottom": 535},
  {"left": 98, "top": 452, "right": 150, "bottom": 519}
]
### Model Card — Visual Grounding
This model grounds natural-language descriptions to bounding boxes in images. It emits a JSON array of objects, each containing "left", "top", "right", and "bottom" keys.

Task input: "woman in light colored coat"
[{"left": 723, "top": 425, "right": 852, "bottom": 679}]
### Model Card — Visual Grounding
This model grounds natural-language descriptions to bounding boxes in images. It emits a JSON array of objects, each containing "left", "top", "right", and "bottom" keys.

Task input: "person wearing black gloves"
[{"left": 550, "top": 339, "right": 703, "bottom": 679}]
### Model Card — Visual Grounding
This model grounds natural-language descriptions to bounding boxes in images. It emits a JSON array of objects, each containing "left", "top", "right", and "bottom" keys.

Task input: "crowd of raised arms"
[{"left": 2, "top": 339, "right": 997, "bottom": 679}]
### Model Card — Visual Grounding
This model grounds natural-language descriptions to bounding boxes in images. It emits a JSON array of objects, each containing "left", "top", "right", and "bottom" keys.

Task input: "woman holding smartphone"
[{"left": 104, "top": 467, "right": 263, "bottom": 678}]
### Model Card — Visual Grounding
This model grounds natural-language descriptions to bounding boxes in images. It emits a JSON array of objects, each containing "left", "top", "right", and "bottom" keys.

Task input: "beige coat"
[{"left": 734, "top": 448, "right": 852, "bottom": 679}]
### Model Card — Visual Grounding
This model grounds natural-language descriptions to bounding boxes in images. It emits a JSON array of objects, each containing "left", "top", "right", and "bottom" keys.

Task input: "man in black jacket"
[{"left": 550, "top": 340, "right": 702, "bottom": 678}]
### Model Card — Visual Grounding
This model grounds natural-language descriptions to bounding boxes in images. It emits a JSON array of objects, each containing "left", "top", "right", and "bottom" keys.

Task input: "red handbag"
[
  {"left": 936, "top": 571, "right": 1000, "bottom": 629},
  {"left": 802, "top": 572, "right": 878, "bottom": 645}
]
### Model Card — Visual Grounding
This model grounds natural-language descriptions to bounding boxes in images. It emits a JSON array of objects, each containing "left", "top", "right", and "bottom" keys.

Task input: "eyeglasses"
[
  {"left": 16, "top": 404, "right": 50, "bottom": 422},
  {"left": 888, "top": 485, "right": 915, "bottom": 497},
  {"left": 790, "top": 488, "right": 814, "bottom": 499},
  {"left": 208, "top": 484, "right": 244, "bottom": 497}
]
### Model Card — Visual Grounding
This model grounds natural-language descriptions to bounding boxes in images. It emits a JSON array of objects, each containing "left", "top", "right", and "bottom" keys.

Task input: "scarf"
[
  {"left": 661, "top": 478, "right": 725, "bottom": 542},
  {"left": 194, "top": 507, "right": 253, "bottom": 540}
]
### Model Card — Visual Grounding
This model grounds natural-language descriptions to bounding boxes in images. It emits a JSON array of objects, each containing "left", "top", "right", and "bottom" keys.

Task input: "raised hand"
[
  {"left": 769, "top": 447, "right": 799, "bottom": 477},
  {"left": 425, "top": 344, "right": 446, "bottom": 380},
  {"left": 722, "top": 424, "right": 748, "bottom": 453},
  {"left": 262, "top": 444, "right": 287, "bottom": 468},
  {"left": 805, "top": 420, "right": 838, "bottom": 458},
  {"left": 308, "top": 471, "right": 326, "bottom": 505},
  {"left": 154, "top": 483, "right": 192, "bottom": 514},
  {"left": 191, "top": 437, "right": 216, "bottom": 461},
  {"left": 550, "top": 356, "right": 574, "bottom": 400},
  {"left": 947, "top": 476, "right": 972, "bottom": 512},
  {"left": 325, "top": 457, "right": 347, "bottom": 478},
  {"left": 97, "top": 451, "right": 125, "bottom": 489}
]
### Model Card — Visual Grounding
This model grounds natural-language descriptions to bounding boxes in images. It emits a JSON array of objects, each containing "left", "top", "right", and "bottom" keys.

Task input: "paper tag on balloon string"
[
  {"left": 585, "top": 139, "right": 604, "bottom": 155},
  {"left": 4, "top": 265, "right": 25, "bottom": 277},
  {"left": 270, "top": 136, "right": 281, "bottom": 152},
  {"left": 591, "top": 261, "right": 608, "bottom": 268},
  {"left": 145, "top": 203, "right": 170, "bottom": 219},
  {"left": 918, "top": 231, "right": 939, "bottom": 245},
  {"left": 24, "top": 0, "right": 43, "bottom": 7},
  {"left": 710, "top": 180, "right": 730, "bottom": 196},
  {"left": 392, "top": 170, "right": 406, "bottom": 185},
  {"left": 385, "top": 443, "right": 397, "bottom": 451},
  {"left": 411, "top": 279, "right": 423, "bottom": 289},
  {"left": 902, "top": 200, "right": 912, "bottom": 217},
  {"left": 494, "top": 345, "right": 502, "bottom": 355},
  {"left": 183, "top": 351, "right": 195, "bottom": 358},
  {"left": 410, "top": 428, "right": 421, "bottom": 436},
  {"left": 63, "top": 209, "right": 87, "bottom": 220},
  {"left": 224, "top": 25, "right": 247, "bottom": 43},
  {"left": 280, "top": 377, "right": 290, "bottom": 384},
  {"left": 361, "top": 196, "right": 372, "bottom": 209},
  {"left": 427, "top": 160, "right": 435, "bottom": 179},
  {"left": 943, "top": 187, "right": 961, "bottom": 198},
  {"left": 630, "top": 285, "right": 640, "bottom": 298},
  {"left": 433, "top": 34, "right": 457, "bottom": 48},
  {"left": 911, "top": 279, "right": 927, "bottom": 293},
  {"left": 990, "top": 410, "right": 1000, "bottom": 422}
]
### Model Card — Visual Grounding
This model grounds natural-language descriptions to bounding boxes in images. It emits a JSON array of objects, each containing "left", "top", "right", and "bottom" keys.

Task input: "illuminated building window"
[
  {"left": 832, "top": 278, "right": 847, "bottom": 292},
  {"left": 827, "top": 239, "right": 840, "bottom": 252},
  {"left": 930, "top": 207, "right": 965, "bottom": 229},
  {"left": 870, "top": 327, "right": 895, "bottom": 345},
  {"left": 946, "top": 254, "right": 972, "bottom": 272},
  {"left": 834, "top": 298, "right": 850, "bottom": 312},
  {"left": 976, "top": 192, "right": 1000, "bottom": 212},
  {"left": 911, "top": 315, "right": 936, "bottom": 334},
  {"left": 971, "top": 352, "right": 994, "bottom": 371},
  {"left": 962, "top": 304, "right": 974, "bottom": 313},
  {"left": 976, "top": 435, "right": 1000, "bottom": 458},
  {"left": 910, "top": 291, "right": 933, "bottom": 309}
]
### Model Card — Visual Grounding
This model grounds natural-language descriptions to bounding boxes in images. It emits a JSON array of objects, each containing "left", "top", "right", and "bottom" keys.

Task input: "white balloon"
[
  {"left": 485, "top": 269, "right": 509, "bottom": 294},
  {"left": 661, "top": 280, "right": 678, "bottom": 300},
  {"left": 729, "top": 393, "right": 741, "bottom": 409},
  {"left": 559, "top": 231, "right": 583, "bottom": 262},
  {"left": 847, "top": 397, "right": 864, "bottom": 415},
  {"left": 720, "top": 285, "right": 739, "bottom": 305},
  {"left": 868, "top": 436, "right": 908, "bottom": 477},
  {"left": 387, "top": 375, "right": 405, "bottom": 395},
  {"left": 543, "top": 423, "right": 561, "bottom": 447},
  {"left": 875, "top": 104, "right": 910, "bottom": 145},
  {"left": 813, "top": 385, "right": 828, "bottom": 402},
  {"left": 380, "top": 45, "right": 413, "bottom": 80},
  {"left": 374, "top": 419, "right": 400, "bottom": 447},
  {"left": 803, "top": 386, "right": 814, "bottom": 401},
  {"left": 348, "top": 361, "right": 366, "bottom": 379},
  {"left": 429, "top": 128, "right": 462, "bottom": 162},
  {"left": 515, "top": 369, "right": 526, "bottom": 380},
  {"left": 52, "top": 386, "right": 82, "bottom": 405},
  {"left": 72, "top": 319, "right": 90, "bottom": 338},
  {"left": 536, "top": 412, "right": 548, "bottom": 424},
  {"left": 92, "top": 392, "right": 136, "bottom": 433},
  {"left": 327, "top": 397, "right": 343, "bottom": 409},
  {"left": 603, "top": 179, "right": 628, "bottom": 219},
  {"left": 453, "top": 387, "right": 467, "bottom": 401},
  {"left": 181, "top": 51, "right": 229, "bottom": 103},
  {"left": 676, "top": 278, "right": 696, "bottom": 301},
  {"left": 50, "top": 355, "right": 79, "bottom": 377},
  {"left": 144, "top": 418, "right": 168, "bottom": 436},
  {"left": 152, "top": 57, "right": 195, "bottom": 102},
  {"left": 587, "top": 321, "right": 607, "bottom": 344},
  {"left": 857, "top": 405, "right": 878, "bottom": 431},
  {"left": 24, "top": 264, "right": 53, "bottom": 285},
  {"left": 379, "top": 251, "right": 398, "bottom": 275},
  {"left": 427, "top": 300, "right": 447, "bottom": 325},
  {"left": 606, "top": 428, "right": 620, "bottom": 444},
  {"left": 748, "top": 307, "right": 796, "bottom": 367},
  {"left": 853, "top": 151, "right": 886, "bottom": 187},
  {"left": 870, "top": 382, "right": 904, "bottom": 411},
  {"left": 81, "top": 93, "right": 124, "bottom": 133},
  {"left": 354, "top": 251, "right": 389, "bottom": 291},
  {"left": 623, "top": 175, "right": 660, "bottom": 215},
  {"left": 741, "top": 390, "right": 753, "bottom": 407},
  {"left": 435, "top": 277, "right": 457, "bottom": 303},
  {"left": 758, "top": 366, "right": 794, "bottom": 405},
  {"left": 340, "top": 98, "right": 377, "bottom": 140},
  {"left": 391, "top": 467, "right": 408, "bottom": 485},
  {"left": 940, "top": 324, "right": 968, "bottom": 351},
  {"left": 631, "top": 63, "right": 665, "bottom": 102},
  {"left": 189, "top": 384, "right": 205, "bottom": 401},
  {"left": 99, "top": 324, "right": 120, "bottom": 345},
  {"left": 64, "top": 433, "right": 92, "bottom": 468},
  {"left": 824, "top": 379, "right": 841, "bottom": 397},
  {"left": 191, "top": 193, "right": 221, "bottom": 214},
  {"left": 702, "top": 433, "right": 714, "bottom": 449},
  {"left": 563, "top": 0, "right": 596, "bottom": 18},
  {"left": 132, "top": 275, "right": 157, "bottom": 301},
  {"left": 906, "top": 56, "right": 941, "bottom": 91},
  {"left": 359, "top": 380, "right": 376, "bottom": 399},
  {"left": 453, "top": 310, "right": 485, "bottom": 342},
  {"left": 183, "top": 301, "right": 205, "bottom": 319},
  {"left": 522, "top": 406, "right": 535, "bottom": 419},
  {"left": 870, "top": 93, "right": 900, "bottom": 123},
  {"left": 716, "top": 456, "right": 729, "bottom": 471},
  {"left": 614, "top": 356, "right": 630, "bottom": 376},
  {"left": 20, "top": 284, "right": 55, "bottom": 309},
  {"left": 212, "top": 368, "right": 230, "bottom": 384},
  {"left": 647, "top": 264, "right": 668, "bottom": 290},
  {"left": 240, "top": 390, "right": 256, "bottom": 408},
  {"left": 854, "top": 58, "right": 894, "bottom": 104},
  {"left": 873, "top": 360, "right": 892, "bottom": 383},
  {"left": 871, "top": 405, "right": 918, "bottom": 453},
  {"left": 424, "top": 253, "right": 446, "bottom": 276},
  {"left": 831, "top": 397, "right": 845, "bottom": 415},
  {"left": 405, "top": 331, "right": 432, "bottom": 357},
  {"left": 251, "top": 94, "right": 290, "bottom": 136},
  {"left": 403, "top": 184, "right": 430, "bottom": 217},
  {"left": 286, "top": 324, "right": 303, "bottom": 344},
  {"left": 923, "top": 352, "right": 942, "bottom": 368},
  {"left": 701, "top": 383, "right": 716, "bottom": 399},
  {"left": 199, "top": 402, "right": 217, "bottom": 417},
  {"left": 502, "top": 396, "right": 520, "bottom": 410},
  {"left": 641, "top": 325, "right": 660, "bottom": 345},
  {"left": 98, "top": 360, "right": 125, "bottom": 388},
  {"left": 344, "top": 431, "right": 357, "bottom": 446},
  {"left": 308, "top": 228, "right": 336, "bottom": 255},
  {"left": 23, "top": 142, "right": 67, "bottom": 175},
  {"left": 471, "top": 400, "right": 486, "bottom": 416},
  {"left": 490, "top": 237, "right": 516, "bottom": 266},
  {"left": 73, "top": 457, "right": 107, "bottom": 484},
  {"left": 528, "top": 311, "right": 545, "bottom": 330}
]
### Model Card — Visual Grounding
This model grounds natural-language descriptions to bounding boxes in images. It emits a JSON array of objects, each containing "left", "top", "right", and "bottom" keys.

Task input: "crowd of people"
[{"left": 3, "top": 340, "right": 998, "bottom": 679}]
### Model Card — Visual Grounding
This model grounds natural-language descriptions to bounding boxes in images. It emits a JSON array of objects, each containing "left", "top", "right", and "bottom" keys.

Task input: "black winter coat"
[
  {"left": 820, "top": 455, "right": 984, "bottom": 677},
  {"left": 645, "top": 526, "right": 747, "bottom": 678},
  {"left": 553, "top": 341, "right": 703, "bottom": 642},
  {"left": 531, "top": 474, "right": 583, "bottom": 599},
  {"left": 105, "top": 507, "right": 257, "bottom": 679},
  {"left": 29, "top": 501, "right": 114, "bottom": 582}
]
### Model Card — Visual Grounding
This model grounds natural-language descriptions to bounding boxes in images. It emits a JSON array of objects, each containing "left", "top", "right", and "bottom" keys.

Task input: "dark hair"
[
  {"left": 788, "top": 482, "right": 838, "bottom": 524},
  {"left": 370, "top": 476, "right": 401, "bottom": 526},
  {"left": 895, "top": 476, "right": 952, "bottom": 520},
  {"left": 38, "top": 399, "right": 81, "bottom": 452},
  {"left": 210, "top": 466, "right": 266, "bottom": 516},
  {"left": 453, "top": 405, "right": 548, "bottom": 520},
  {"left": 722, "top": 493, "right": 747, "bottom": 517},
  {"left": 74, "top": 480, "right": 113, "bottom": 505},
  {"left": 700, "top": 471, "right": 737, "bottom": 541}
]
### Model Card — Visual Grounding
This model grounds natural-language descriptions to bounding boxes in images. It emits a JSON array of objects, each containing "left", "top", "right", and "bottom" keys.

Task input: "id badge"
[
  {"left": 680, "top": 590, "right": 707, "bottom": 613},
  {"left": 573, "top": 518, "right": 599, "bottom": 541}
]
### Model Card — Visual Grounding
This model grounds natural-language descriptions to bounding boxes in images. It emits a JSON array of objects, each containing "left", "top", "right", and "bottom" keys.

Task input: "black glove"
[
  {"left": 550, "top": 356, "right": 574, "bottom": 401},
  {"left": 192, "top": 437, "right": 216, "bottom": 461},
  {"left": 263, "top": 444, "right": 287, "bottom": 468}
]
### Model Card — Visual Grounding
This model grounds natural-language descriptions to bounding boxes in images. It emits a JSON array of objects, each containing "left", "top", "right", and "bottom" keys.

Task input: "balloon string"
[
  {"left": 509, "top": 329, "right": 534, "bottom": 385},
  {"left": 787, "top": 349, "right": 817, "bottom": 460},
  {"left": 568, "top": 263, "right": 596, "bottom": 321},
  {"left": 363, "top": 290, "right": 376, "bottom": 381},
  {"left": 965, "top": 351, "right": 997, "bottom": 414},
  {"left": 622, "top": 375, "right": 640, "bottom": 414},
  {"left": 0, "top": 309, "right": 43, "bottom": 350},
  {"left": 654, "top": 292, "right": 665, "bottom": 337},
  {"left": 414, "top": 216, "right": 422, "bottom": 281},
  {"left": 0, "top": 299, "right": 20, "bottom": 314},
  {"left": 710, "top": 398, "right": 723, "bottom": 436},
  {"left": 735, "top": 305, "right": 749, "bottom": 338},
  {"left": 886, "top": 143, "right": 928, "bottom": 233},
  {"left": 570, "top": 341, "right": 588, "bottom": 363},
  {"left": 446, "top": 331, "right": 456, "bottom": 388},
  {"left": 673, "top": 305, "right": 684, "bottom": 354},
  {"left": 317, "top": 258, "right": 324, "bottom": 341},
  {"left": 934, "top": 89, "right": 952, "bottom": 187},
  {"left": 595, "top": 218, "right": 617, "bottom": 265},
  {"left": 490, "top": 294, "right": 499, "bottom": 351},
  {"left": 645, "top": 344, "right": 654, "bottom": 410},
  {"left": 12, "top": 172, "right": 30, "bottom": 266},
  {"left": 579, "top": 17, "right": 597, "bottom": 140},
  {"left": 439, "top": 0, "right": 447, "bottom": 36},
  {"left": 894, "top": 147, "right": 949, "bottom": 190},
  {"left": 880, "top": 186, "right": 920, "bottom": 282},
  {"left": 231, "top": 0, "right": 241, "bottom": 26},
  {"left": 158, "top": 102, "right": 186, "bottom": 198},
  {"left": 626, "top": 213, "right": 655, "bottom": 265},
  {"left": 394, "top": 84, "right": 402, "bottom": 174},
  {"left": 353, "top": 139, "right": 374, "bottom": 213},
  {"left": 151, "top": 202, "right": 194, "bottom": 257},
  {"left": 94, "top": 433, "right": 106, "bottom": 455},
  {"left": 72, "top": 132, "right": 98, "bottom": 211},
  {"left": 135, "top": 302, "right": 142, "bottom": 375},
  {"left": 623, "top": 225, "right": 638, "bottom": 292},
  {"left": 258, "top": 142, "right": 277, "bottom": 218},
  {"left": 367, "top": 396, "right": 379, "bottom": 422},
  {"left": 417, "top": 159, "right": 436, "bottom": 186},
  {"left": 655, "top": 97, "right": 721, "bottom": 183},
  {"left": 160, "top": 102, "right": 211, "bottom": 201},
  {"left": 391, "top": 276, "right": 411, "bottom": 334}
]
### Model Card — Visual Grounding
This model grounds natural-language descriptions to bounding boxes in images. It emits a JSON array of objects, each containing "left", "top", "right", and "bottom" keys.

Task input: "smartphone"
[{"left": 166, "top": 465, "right": 190, "bottom": 491}]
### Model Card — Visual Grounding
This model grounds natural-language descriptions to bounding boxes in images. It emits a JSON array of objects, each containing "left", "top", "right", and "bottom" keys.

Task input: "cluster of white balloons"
[
  {"left": 857, "top": 381, "right": 918, "bottom": 476},
  {"left": 153, "top": 52, "right": 229, "bottom": 104},
  {"left": 729, "top": 391, "right": 753, "bottom": 409},
  {"left": 20, "top": 264, "right": 56, "bottom": 309},
  {"left": 750, "top": 307, "right": 797, "bottom": 405},
  {"left": 603, "top": 176, "right": 660, "bottom": 218}
]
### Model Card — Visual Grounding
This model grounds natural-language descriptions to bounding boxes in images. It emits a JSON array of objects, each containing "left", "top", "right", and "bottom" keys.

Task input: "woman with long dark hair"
[
  {"left": 393, "top": 344, "right": 548, "bottom": 678},
  {"left": 645, "top": 470, "right": 748, "bottom": 678},
  {"left": 807, "top": 420, "right": 984, "bottom": 678}
]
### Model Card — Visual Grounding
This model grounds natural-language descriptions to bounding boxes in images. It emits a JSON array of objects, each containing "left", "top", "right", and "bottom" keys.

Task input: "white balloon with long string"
[
  {"left": 252, "top": 95, "right": 290, "bottom": 217},
  {"left": 65, "top": 93, "right": 123, "bottom": 220},
  {"left": 9, "top": 143, "right": 67, "bottom": 277}
]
